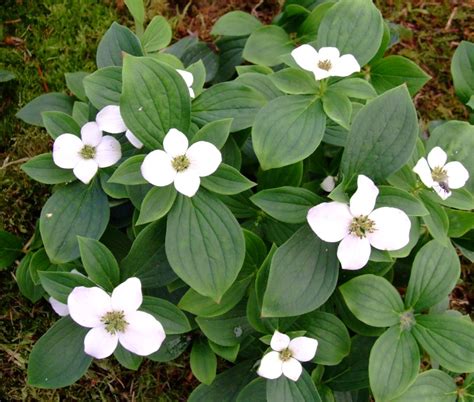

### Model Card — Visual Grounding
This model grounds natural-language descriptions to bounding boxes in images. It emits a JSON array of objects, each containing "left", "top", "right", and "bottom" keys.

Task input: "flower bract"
[
  {"left": 291, "top": 45, "right": 360, "bottom": 80},
  {"left": 49, "top": 297, "right": 69, "bottom": 316},
  {"left": 176, "top": 69, "right": 195, "bottom": 98},
  {"left": 413, "top": 146, "right": 469, "bottom": 200},
  {"left": 141, "top": 128, "right": 222, "bottom": 197},
  {"left": 67, "top": 277, "right": 166, "bottom": 359},
  {"left": 257, "top": 330, "right": 318, "bottom": 382},
  {"left": 96, "top": 105, "right": 144, "bottom": 149},
  {"left": 53, "top": 121, "right": 121, "bottom": 184},
  {"left": 307, "top": 175, "right": 411, "bottom": 270}
]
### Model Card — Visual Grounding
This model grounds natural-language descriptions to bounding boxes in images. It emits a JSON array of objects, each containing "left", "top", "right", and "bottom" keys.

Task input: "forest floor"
[{"left": 0, "top": 0, "right": 472, "bottom": 400}]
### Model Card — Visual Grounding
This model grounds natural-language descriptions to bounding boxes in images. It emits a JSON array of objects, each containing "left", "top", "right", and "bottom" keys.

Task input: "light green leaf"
[
  {"left": 16, "top": 254, "right": 44, "bottom": 302},
  {"left": 83, "top": 66, "right": 122, "bottom": 110},
  {"left": 419, "top": 190, "right": 449, "bottom": 244},
  {"left": 322, "top": 89, "right": 352, "bottom": 129},
  {"left": 262, "top": 225, "right": 339, "bottom": 317},
  {"left": 211, "top": 11, "right": 262, "bottom": 36},
  {"left": 375, "top": 186, "right": 429, "bottom": 216},
  {"left": 38, "top": 271, "right": 96, "bottom": 304},
  {"left": 124, "top": 0, "right": 145, "bottom": 29},
  {"left": 114, "top": 344, "right": 142, "bottom": 370},
  {"left": 451, "top": 41, "right": 474, "bottom": 103},
  {"left": 190, "top": 339, "right": 217, "bottom": 385},
  {"left": 329, "top": 78, "right": 377, "bottom": 100},
  {"left": 16, "top": 93, "right": 74, "bottom": 127},
  {"left": 191, "top": 119, "right": 233, "bottom": 149},
  {"left": 0, "top": 230, "right": 23, "bottom": 270},
  {"left": 201, "top": 163, "right": 256, "bottom": 195},
  {"left": 339, "top": 274, "right": 404, "bottom": 327},
  {"left": 253, "top": 95, "right": 326, "bottom": 170},
  {"left": 136, "top": 185, "right": 177, "bottom": 225},
  {"left": 266, "top": 370, "right": 321, "bottom": 402},
  {"left": 140, "top": 296, "right": 191, "bottom": 335},
  {"left": 108, "top": 155, "right": 147, "bottom": 185},
  {"left": 369, "top": 327, "right": 420, "bottom": 402},
  {"left": 142, "top": 16, "right": 172, "bottom": 53},
  {"left": 21, "top": 153, "right": 75, "bottom": 185},
  {"left": 269, "top": 68, "right": 318, "bottom": 95},
  {"left": 393, "top": 370, "right": 457, "bottom": 402}
]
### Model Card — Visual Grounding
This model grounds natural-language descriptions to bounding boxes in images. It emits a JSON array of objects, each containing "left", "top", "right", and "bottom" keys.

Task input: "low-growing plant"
[{"left": 6, "top": 0, "right": 474, "bottom": 400}]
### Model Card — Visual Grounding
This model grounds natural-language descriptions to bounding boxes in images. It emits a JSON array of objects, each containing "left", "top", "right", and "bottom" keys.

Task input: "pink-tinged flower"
[
  {"left": 413, "top": 146, "right": 469, "bottom": 200},
  {"left": 67, "top": 277, "right": 165, "bottom": 359},
  {"left": 96, "top": 105, "right": 144, "bottom": 149},
  {"left": 307, "top": 175, "right": 411, "bottom": 270},
  {"left": 141, "top": 128, "right": 221, "bottom": 197},
  {"left": 291, "top": 45, "right": 360, "bottom": 81},
  {"left": 52, "top": 121, "right": 121, "bottom": 184},
  {"left": 49, "top": 297, "right": 69, "bottom": 316},
  {"left": 257, "top": 330, "right": 318, "bottom": 382}
]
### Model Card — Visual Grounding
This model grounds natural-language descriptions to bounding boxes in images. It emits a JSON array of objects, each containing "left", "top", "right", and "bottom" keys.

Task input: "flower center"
[
  {"left": 101, "top": 310, "right": 128, "bottom": 335},
  {"left": 349, "top": 215, "right": 376, "bottom": 238},
  {"left": 431, "top": 166, "right": 448, "bottom": 182},
  {"left": 400, "top": 310, "right": 416, "bottom": 331},
  {"left": 317, "top": 59, "right": 332, "bottom": 71},
  {"left": 279, "top": 348, "right": 293, "bottom": 362},
  {"left": 80, "top": 145, "right": 96, "bottom": 160},
  {"left": 172, "top": 155, "right": 190, "bottom": 172}
]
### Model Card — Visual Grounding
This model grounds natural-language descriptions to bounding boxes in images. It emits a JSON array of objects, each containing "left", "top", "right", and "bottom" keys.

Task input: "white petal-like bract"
[
  {"left": 163, "top": 128, "right": 189, "bottom": 157},
  {"left": 174, "top": 170, "right": 201, "bottom": 197},
  {"left": 281, "top": 358, "right": 303, "bottom": 381},
  {"left": 52, "top": 134, "right": 83, "bottom": 169},
  {"left": 337, "top": 234, "right": 371, "bottom": 270},
  {"left": 141, "top": 150, "right": 176, "bottom": 187},
  {"left": 291, "top": 44, "right": 319, "bottom": 72},
  {"left": 320, "top": 175, "right": 336, "bottom": 192},
  {"left": 125, "top": 129, "right": 144, "bottom": 149},
  {"left": 331, "top": 54, "right": 361, "bottom": 77},
  {"left": 111, "top": 277, "right": 142, "bottom": 313},
  {"left": 444, "top": 161, "right": 469, "bottom": 189},
  {"left": 68, "top": 286, "right": 112, "bottom": 328},
  {"left": 289, "top": 337, "right": 318, "bottom": 362},
  {"left": 96, "top": 105, "right": 127, "bottom": 134},
  {"left": 307, "top": 202, "right": 352, "bottom": 242},
  {"left": 84, "top": 326, "right": 119, "bottom": 359},
  {"left": 427, "top": 146, "right": 447, "bottom": 169},
  {"left": 413, "top": 158, "right": 434, "bottom": 188},
  {"left": 73, "top": 159, "right": 99, "bottom": 184},
  {"left": 368, "top": 207, "right": 411, "bottom": 251},
  {"left": 349, "top": 175, "right": 378, "bottom": 216},
  {"left": 270, "top": 330, "right": 291, "bottom": 352},
  {"left": 95, "top": 135, "right": 121, "bottom": 168},
  {"left": 119, "top": 311, "right": 166, "bottom": 356},
  {"left": 186, "top": 141, "right": 222, "bottom": 177},
  {"left": 49, "top": 297, "right": 69, "bottom": 316},
  {"left": 81, "top": 122, "right": 103, "bottom": 147},
  {"left": 257, "top": 351, "right": 283, "bottom": 380}
]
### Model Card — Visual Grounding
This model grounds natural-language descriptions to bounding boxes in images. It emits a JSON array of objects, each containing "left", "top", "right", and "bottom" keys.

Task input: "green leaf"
[
  {"left": 65, "top": 72, "right": 89, "bottom": 101},
  {"left": 29, "top": 248, "right": 57, "bottom": 284},
  {"left": 188, "top": 361, "right": 255, "bottom": 402},
  {"left": 28, "top": 317, "right": 92, "bottom": 388},
  {"left": 235, "top": 72, "right": 284, "bottom": 101},
  {"left": 250, "top": 186, "right": 323, "bottom": 224},
  {"left": 77, "top": 237, "right": 120, "bottom": 292},
  {"left": 121, "top": 56, "right": 191, "bottom": 149},
  {"left": 269, "top": 68, "right": 318, "bottom": 95},
  {"left": 322, "top": 89, "right": 352, "bottom": 129},
  {"left": 96, "top": 22, "right": 143, "bottom": 68},
  {"left": 148, "top": 334, "right": 190, "bottom": 363},
  {"left": 393, "top": 370, "right": 457, "bottom": 402},
  {"left": 405, "top": 240, "right": 460, "bottom": 311},
  {"left": 201, "top": 164, "right": 256, "bottom": 195},
  {"left": 297, "top": 2, "right": 335, "bottom": 43},
  {"left": 296, "top": 311, "right": 350, "bottom": 366},
  {"left": 38, "top": 271, "right": 96, "bottom": 304},
  {"left": 179, "top": 276, "right": 252, "bottom": 318},
  {"left": 412, "top": 314, "right": 474, "bottom": 373},
  {"left": 166, "top": 190, "right": 245, "bottom": 301},
  {"left": 419, "top": 190, "right": 449, "bottom": 244},
  {"left": 190, "top": 339, "right": 217, "bottom": 385},
  {"left": 136, "top": 185, "right": 177, "bottom": 225},
  {"left": 451, "top": 41, "right": 474, "bottom": 103},
  {"left": 196, "top": 302, "right": 253, "bottom": 347},
  {"left": 40, "top": 181, "right": 109, "bottom": 263},
  {"left": 16, "top": 254, "right": 44, "bottom": 302},
  {"left": 375, "top": 186, "right": 429, "bottom": 216},
  {"left": 369, "top": 327, "right": 420, "bottom": 402},
  {"left": 447, "top": 209, "right": 474, "bottom": 238},
  {"left": 72, "top": 101, "right": 89, "bottom": 126},
  {"left": 0, "top": 230, "right": 23, "bottom": 269},
  {"left": 243, "top": 25, "right": 294, "bottom": 67},
  {"left": 341, "top": 85, "right": 418, "bottom": 186},
  {"left": 120, "top": 220, "right": 177, "bottom": 288},
  {"left": 236, "top": 378, "right": 266, "bottom": 402},
  {"left": 262, "top": 225, "right": 339, "bottom": 317},
  {"left": 339, "top": 274, "right": 404, "bottom": 327},
  {"left": 114, "top": 344, "right": 142, "bottom": 370},
  {"left": 83, "top": 66, "right": 122, "bottom": 110},
  {"left": 427, "top": 120, "right": 474, "bottom": 193},
  {"left": 266, "top": 370, "right": 321, "bottom": 402},
  {"left": 329, "top": 78, "right": 377, "bottom": 100},
  {"left": 140, "top": 295, "right": 191, "bottom": 335},
  {"left": 186, "top": 59, "right": 206, "bottom": 96},
  {"left": 192, "top": 82, "right": 267, "bottom": 132},
  {"left": 0, "top": 69, "right": 16, "bottom": 82},
  {"left": 211, "top": 11, "right": 262, "bottom": 36},
  {"left": 42, "top": 110, "right": 81, "bottom": 139},
  {"left": 142, "top": 16, "right": 172, "bottom": 53},
  {"left": 370, "top": 56, "right": 430, "bottom": 96},
  {"left": 21, "top": 153, "right": 75, "bottom": 184},
  {"left": 317, "top": 0, "right": 384, "bottom": 66},
  {"left": 124, "top": 0, "right": 145, "bottom": 29},
  {"left": 191, "top": 119, "right": 233, "bottom": 149},
  {"left": 108, "top": 155, "right": 147, "bottom": 185},
  {"left": 253, "top": 95, "right": 326, "bottom": 170},
  {"left": 208, "top": 341, "right": 240, "bottom": 362},
  {"left": 214, "top": 36, "right": 246, "bottom": 83},
  {"left": 257, "top": 162, "right": 303, "bottom": 190},
  {"left": 16, "top": 93, "right": 74, "bottom": 127}
]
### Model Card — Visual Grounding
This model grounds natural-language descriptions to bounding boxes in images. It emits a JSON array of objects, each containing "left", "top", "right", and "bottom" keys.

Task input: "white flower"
[
  {"left": 96, "top": 105, "right": 144, "bottom": 149},
  {"left": 176, "top": 69, "right": 195, "bottom": 98},
  {"left": 321, "top": 175, "right": 336, "bottom": 192},
  {"left": 257, "top": 330, "right": 318, "bottom": 382},
  {"left": 141, "top": 128, "right": 221, "bottom": 197},
  {"left": 49, "top": 297, "right": 69, "bottom": 316},
  {"left": 413, "top": 146, "right": 469, "bottom": 200},
  {"left": 291, "top": 45, "right": 360, "bottom": 81},
  {"left": 67, "top": 277, "right": 166, "bottom": 359},
  {"left": 307, "top": 175, "right": 411, "bottom": 270},
  {"left": 53, "top": 122, "right": 121, "bottom": 184}
]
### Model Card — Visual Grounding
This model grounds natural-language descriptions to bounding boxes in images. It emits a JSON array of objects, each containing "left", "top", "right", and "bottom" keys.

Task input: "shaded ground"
[{"left": 1, "top": 0, "right": 473, "bottom": 400}]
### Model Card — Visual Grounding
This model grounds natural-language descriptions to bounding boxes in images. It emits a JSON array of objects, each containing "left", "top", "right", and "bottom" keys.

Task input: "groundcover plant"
[{"left": 5, "top": 0, "right": 474, "bottom": 400}]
